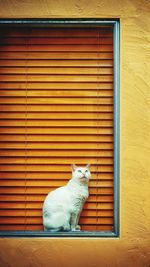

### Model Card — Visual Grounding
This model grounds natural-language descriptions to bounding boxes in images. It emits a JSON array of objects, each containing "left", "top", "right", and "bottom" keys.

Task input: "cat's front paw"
[
  {"left": 71, "top": 225, "right": 81, "bottom": 231},
  {"left": 75, "top": 225, "right": 81, "bottom": 231}
]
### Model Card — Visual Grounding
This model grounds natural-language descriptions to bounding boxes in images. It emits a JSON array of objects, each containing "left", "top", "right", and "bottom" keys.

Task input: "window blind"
[{"left": 0, "top": 26, "right": 114, "bottom": 231}]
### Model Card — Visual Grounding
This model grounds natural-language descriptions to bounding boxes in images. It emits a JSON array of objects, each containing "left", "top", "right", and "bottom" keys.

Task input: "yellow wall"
[{"left": 0, "top": 0, "right": 150, "bottom": 266}]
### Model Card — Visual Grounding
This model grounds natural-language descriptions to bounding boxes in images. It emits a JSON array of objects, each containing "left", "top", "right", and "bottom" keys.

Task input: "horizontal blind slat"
[
  {"left": 0, "top": 150, "right": 113, "bottom": 158},
  {"left": 0, "top": 173, "right": 113, "bottom": 180},
  {"left": 0, "top": 134, "right": 113, "bottom": 142},
  {"left": 0, "top": 44, "right": 113, "bottom": 52},
  {"left": 0, "top": 104, "right": 113, "bottom": 112},
  {"left": 0, "top": 187, "right": 113, "bottom": 195},
  {"left": 0, "top": 143, "right": 113, "bottom": 150},
  {"left": 0, "top": 27, "right": 113, "bottom": 37},
  {"left": 0, "top": 89, "right": 113, "bottom": 98},
  {"left": 0, "top": 74, "right": 113, "bottom": 82},
  {"left": 0, "top": 225, "right": 113, "bottom": 231},
  {"left": 0, "top": 217, "right": 113, "bottom": 225},
  {"left": 0, "top": 37, "right": 113, "bottom": 45},
  {"left": 0, "top": 52, "right": 113, "bottom": 59},
  {"left": 0, "top": 128, "right": 113, "bottom": 135},
  {"left": 0, "top": 119, "right": 113, "bottom": 127},
  {"left": 0, "top": 82, "right": 113, "bottom": 90},
  {"left": 0, "top": 194, "right": 113, "bottom": 202},
  {"left": 0, "top": 210, "right": 113, "bottom": 217},
  {"left": 0, "top": 67, "right": 113, "bottom": 75},
  {"left": 0, "top": 59, "right": 113, "bottom": 67},
  {"left": 0, "top": 164, "right": 113, "bottom": 172},
  {"left": 0, "top": 155, "right": 113, "bottom": 165},
  {"left": 0, "top": 97, "right": 113, "bottom": 105},
  {"left": 0, "top": 202, "right": 113, "bottom": 210}
]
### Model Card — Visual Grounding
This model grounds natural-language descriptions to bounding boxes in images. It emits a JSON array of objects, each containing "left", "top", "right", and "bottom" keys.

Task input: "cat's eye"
[
  {"left": 85, "top": 170, "right": 88, "bottom": 173},
  {"left": 78, "top": 170, "right": 82, "bottom": 173}
]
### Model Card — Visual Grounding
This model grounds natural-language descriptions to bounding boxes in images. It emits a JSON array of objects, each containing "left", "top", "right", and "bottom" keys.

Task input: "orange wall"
[{"left": 0, "top": 0, "right": 150, "bottom": 266}]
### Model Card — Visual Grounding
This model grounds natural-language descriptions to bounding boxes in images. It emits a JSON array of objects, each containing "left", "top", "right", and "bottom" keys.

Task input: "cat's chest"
[{"left": 70, "top": 187, "right": 88, "bottom": 211}]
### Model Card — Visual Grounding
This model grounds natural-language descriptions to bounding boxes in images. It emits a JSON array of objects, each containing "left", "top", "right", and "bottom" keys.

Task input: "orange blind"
[{"left": 0, "top": 26, "right": 113, "bottom": 232}]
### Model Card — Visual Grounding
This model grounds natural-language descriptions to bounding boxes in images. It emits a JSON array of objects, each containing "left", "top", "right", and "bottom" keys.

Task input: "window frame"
[{"left": 0, "top": 18, "right": 120, "bottom": 238}]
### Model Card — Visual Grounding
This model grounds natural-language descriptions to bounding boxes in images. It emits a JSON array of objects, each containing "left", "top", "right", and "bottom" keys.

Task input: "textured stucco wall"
[{"left": 0, "top": 0, "right": 150, "bottom": 266}]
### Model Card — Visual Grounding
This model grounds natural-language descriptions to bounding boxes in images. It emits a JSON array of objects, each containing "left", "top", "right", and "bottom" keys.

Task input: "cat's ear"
[
  {"left": 86, "top": 164, "right": 91, "bottom": 169},
  {"left": 71, "top": 164, "right": 77, "bottom": 171}
]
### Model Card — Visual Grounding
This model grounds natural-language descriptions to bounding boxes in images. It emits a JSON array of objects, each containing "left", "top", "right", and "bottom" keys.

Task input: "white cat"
[{"left": 43, "top": 164, "right": 91, "bottom": 231}]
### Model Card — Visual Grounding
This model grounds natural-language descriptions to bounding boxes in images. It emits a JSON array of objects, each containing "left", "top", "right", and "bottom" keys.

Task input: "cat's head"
[{"left": 71, "top": 164, "right": 91, "bottom": 184}]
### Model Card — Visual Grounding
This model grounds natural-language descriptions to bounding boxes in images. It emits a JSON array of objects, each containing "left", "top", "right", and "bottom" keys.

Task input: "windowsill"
[{"left": 0, "top": 230, "right": 118, "bottom": 238}]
